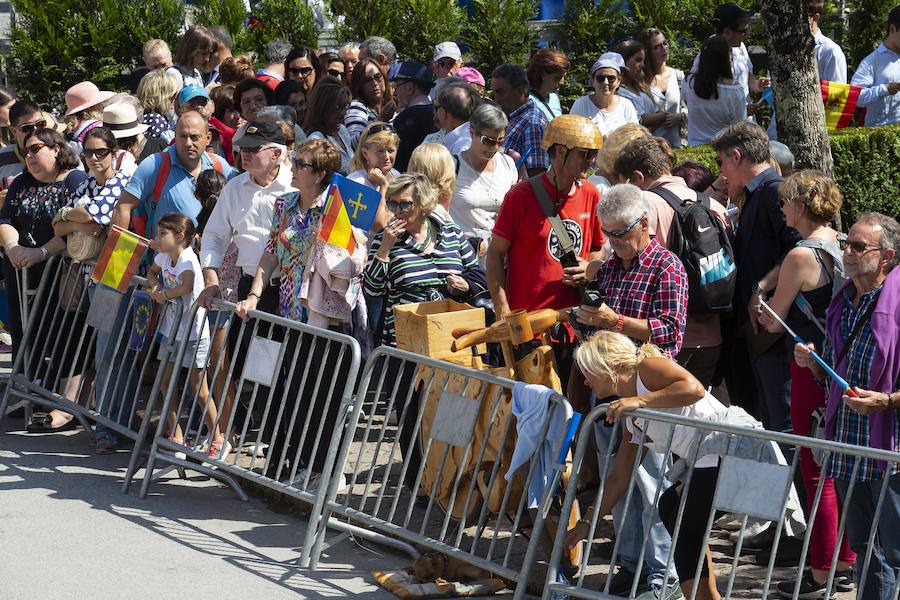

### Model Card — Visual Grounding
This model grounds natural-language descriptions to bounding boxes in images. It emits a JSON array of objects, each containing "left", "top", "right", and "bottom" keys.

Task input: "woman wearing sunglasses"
[
  {"left": 304, "top": 77, "right": 354, "bottom": 174},
  {"left": 449, "top": 104, "right": 518, "bottom": 254},
  {"left": 0, "top": 128, "right": 90, "bottom": 431},
  {"left": 284, "top": 46, "right": 320, "bottom": 94},
  {"left": 570, "top": 52, "right": 639, "bottom": 136},
  {"left": 318, "top": 52, "right": 347, "bottom": 83},
  {"left": 345, "top": 58, "right": 394, "bottom": 146},
  {"left": 752, "top": 171, "right": 856, "bottom": 599}
]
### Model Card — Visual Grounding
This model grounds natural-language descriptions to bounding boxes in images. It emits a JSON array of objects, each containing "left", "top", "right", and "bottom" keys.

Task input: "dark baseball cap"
[
  {"left": 233, "top": 120, "right": 287, "bottom": 148},
  {"left": 713, "top": 3, "right": 753, "bottom": 30},
  {"left": 389, "top": 60, "right": 434, "bottom": 88}
]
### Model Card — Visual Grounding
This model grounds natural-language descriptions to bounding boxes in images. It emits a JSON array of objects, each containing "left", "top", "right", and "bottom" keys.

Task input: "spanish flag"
[
  {"left": 820, "top": 80, "right": 861, "bottom": 129},
  {"left": 91, "top": 225, "right": 150, "bottom": 292},
  {"left": 318, "top": 175, "right": 357, "bottom": 254}
]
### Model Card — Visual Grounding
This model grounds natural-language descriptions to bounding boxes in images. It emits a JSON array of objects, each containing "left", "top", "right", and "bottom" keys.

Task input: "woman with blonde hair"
[
  {"left": 348, "top": 122, "right": 399, "bottom": 231},
  {"left": 588, "top": 122, "right": 651, "bottom": 193},
  {"left": 754, "top": 171, "right": 855, "bottom": 598},
  {"left": 407, "top": 143, "right": 456, "bottom": 221},
  {"left": 137, "top": 69, "right": 179, "bottom": 142}
]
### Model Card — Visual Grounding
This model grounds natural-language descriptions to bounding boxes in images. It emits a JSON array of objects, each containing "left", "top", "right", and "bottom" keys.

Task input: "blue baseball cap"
[
  {"left": 177, "top": 84, "right": 211, "bottom": 106},
  {"left": 389, "top": 61, "right": 434, "bottom": 88}
]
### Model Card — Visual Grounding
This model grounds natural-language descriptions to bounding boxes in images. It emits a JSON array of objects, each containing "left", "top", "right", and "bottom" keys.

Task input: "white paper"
[{"left": 241, "top": 336, "right": 282, "bottom": 387}]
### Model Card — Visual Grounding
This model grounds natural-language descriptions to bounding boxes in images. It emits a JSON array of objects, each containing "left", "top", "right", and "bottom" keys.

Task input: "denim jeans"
[
  {"left": 835, "top": 472, "right": 900, "bottom": 600},
  {"left": 90, "top": 284, "right": 140, "bottom": 438},
  {"left": 593, "top": 418, "right": 675, "bottom": 587}
]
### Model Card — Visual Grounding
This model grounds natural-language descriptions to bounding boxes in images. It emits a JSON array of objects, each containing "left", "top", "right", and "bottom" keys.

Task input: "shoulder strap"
[
  {"left": 648, "top": 185, "right": 686, "bottom": 212},
  {"left": 835, "top": 290, "right": 881, "bottom": 369},
  {"left": 152, "top": 152, "right": 172, "bottom": 204},
  {"left": 209, "top": 153, "right": 224, "bottom": 173},
  {"left": 529, "top": 175, "right": 575, "bottom": 251},
  {"left": 453, "top": 154, "right": 460, "bottom": 175}
]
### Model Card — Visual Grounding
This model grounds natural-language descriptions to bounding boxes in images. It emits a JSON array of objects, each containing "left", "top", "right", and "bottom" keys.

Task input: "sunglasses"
[
  {"left": 479, "top": 134, "right": 505, "bottom": 147},
  {"left": 240, "top": 145, "right": 274, "bottom": 154},
  {"left": 24, "top": 142, "right": 48, "bottom": 157},
  {"left": 287, "top": 66, "right": 314, "bottom": 77},
  {"left": 840, "top": 239, "right": 882, "bottom": 254},
  {"left": 369, "top": 123, "right": 395, "bottom": 135},
  {"left": 293, "top": 159, "right": 315, "bottom": 171},
  {"left": 17, "top": 119, "right": 47, "bottom": 135},
  {"left": 188, "top": 97, "right": 210, "bottom": 107},
  {"left": 594, "top": 74, "right": 619, "bottom": 84},
  {"left": 361, "top": 72, "right": 383, "bottom": 85},
  {"left": 82, "top": 147, "right": 112, "bottom": 159},
  {"left": 386, "top": 199, "right": 415, "bottom": 213},
  {"left": 327, "top": 68, "right": 344, "bottom": 78},
  {"left": 602, "top": 214, "right": 645, "bottom": 238},
  {"left": 572, "top": 148, "right": 599, "bottom": 162}
]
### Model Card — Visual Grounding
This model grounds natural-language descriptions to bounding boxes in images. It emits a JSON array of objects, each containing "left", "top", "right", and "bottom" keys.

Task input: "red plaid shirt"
[{"left": 594, "top": 238, "right": 688, "bottom": 357}]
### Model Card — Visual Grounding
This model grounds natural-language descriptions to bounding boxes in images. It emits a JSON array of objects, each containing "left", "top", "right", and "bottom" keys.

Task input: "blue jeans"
[
  {"left": 835, "top": 472, "right": 900, "bottom": 600},
  {"left": 593, "top": 419, "right": 674, "bottom": 587},
  {"left": 90, "top": 284, "right": 140, "bottom": 439}
]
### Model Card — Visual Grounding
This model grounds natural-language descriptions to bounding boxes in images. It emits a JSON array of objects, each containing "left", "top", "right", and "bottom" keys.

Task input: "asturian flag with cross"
[{"left": 331, "top": 172, "right": 381, "bottom": 232}]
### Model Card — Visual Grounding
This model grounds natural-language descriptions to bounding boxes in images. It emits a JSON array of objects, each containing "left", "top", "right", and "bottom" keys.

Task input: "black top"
[
  {"left": 393, "top": 104, "right": 437, "bottom": 172},
  {"left": 0, "top": 170, "right": 89, "bottom": 247}
]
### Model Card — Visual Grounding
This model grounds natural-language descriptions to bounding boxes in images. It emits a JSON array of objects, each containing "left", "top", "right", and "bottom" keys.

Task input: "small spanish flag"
[
  {"left": 91, "top": 225, "right": 150, "bottom": 292},
  {"left": 318, "top": 175, "right": 357, "bottom": 254},
  {"left": 820, "top": 80, "right": 861, "bottom": 129}
]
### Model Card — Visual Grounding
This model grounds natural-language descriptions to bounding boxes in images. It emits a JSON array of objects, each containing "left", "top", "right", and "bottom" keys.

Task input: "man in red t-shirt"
[{"left": 488, "top": 114, "right": 605, "bottom": 318}]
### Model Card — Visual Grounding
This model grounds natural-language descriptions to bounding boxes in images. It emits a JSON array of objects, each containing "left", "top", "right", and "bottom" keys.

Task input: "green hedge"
[{"left": 673, "top": 125, "right": 900, "bottom": 226}]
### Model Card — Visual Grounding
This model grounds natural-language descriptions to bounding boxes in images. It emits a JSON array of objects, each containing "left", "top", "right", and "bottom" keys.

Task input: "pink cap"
[{"left": 457, "top": 66, "right": 485, "bottom": 87}]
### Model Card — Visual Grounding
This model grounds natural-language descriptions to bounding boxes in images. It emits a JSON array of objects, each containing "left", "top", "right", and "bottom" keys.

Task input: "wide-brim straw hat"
[
  {"left": 40, "top": 112, "right": 67, "bottom": 134},
  {"left": 64, "top": 81, "right": 116, "bottom": 117},
  {"left": 102, "top": 102, "right": 149, "bottom": 139}
]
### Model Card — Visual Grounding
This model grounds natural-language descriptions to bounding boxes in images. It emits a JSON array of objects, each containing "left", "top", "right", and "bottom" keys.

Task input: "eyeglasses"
[
  {"left": 293, "top": 159, "right": 315, "bottom": 171},
  {"left": 594, "top": 74, "right": 618, "bottom": 84},
  {"left": 240, "top": 145, "right": 274, "bottom": 154},
  {"left": 570, "top": 148, "right": 598, "bottom": 162},
  {"left": 188, "top": 97, "right": 210, "bottom": 107},
  {"left": 602, "top": 214, "right": 645, "bottom": 238},
  {"left": 386, "top": 199, "right": 415, "bottom": 213},
  {"left": 16, "top": 119, "right": 47, "bottom": 135},
  {"left": 840, "top": 239, "right": 883, "bottom": 254},
  {"left": 327, "top": 68, "right": 344, "bottom": 79},
  {"left": 287, "top": 66, "right": 314, "bottom": 78},
  {"left": 479, "top": 134, "right": 505, "bottom": 147},
  {"left": 82, "top": 148, "right": 112, "bottom": 159},
  {"left": 361, "top": 72, "right": 383, "bottom": 85},
  {"left": 24, "top": 142, "right": 48, "bottom": 157}
]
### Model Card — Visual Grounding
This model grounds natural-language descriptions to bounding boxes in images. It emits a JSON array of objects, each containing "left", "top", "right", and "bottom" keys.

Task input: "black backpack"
[{"left": 650, "top": 186, "right": 736, "bottom": 314}]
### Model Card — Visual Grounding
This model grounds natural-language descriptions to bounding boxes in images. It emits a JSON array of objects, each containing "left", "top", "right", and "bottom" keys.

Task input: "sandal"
[
  {"left": 96, "top": 431, "right": 119, "bottom": 454},
  {"left": 27, "top": 413, "right": 79, "bottom": 433}
]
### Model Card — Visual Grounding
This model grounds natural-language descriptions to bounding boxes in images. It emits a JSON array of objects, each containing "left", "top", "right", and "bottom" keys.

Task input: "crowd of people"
[{"left": 1, "top": 2, "right": 900, "bottom": 599}]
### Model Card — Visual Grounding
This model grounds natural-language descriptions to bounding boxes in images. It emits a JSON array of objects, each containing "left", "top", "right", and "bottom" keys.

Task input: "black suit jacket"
[{"left": 733, "top": 168, "right": 802, "bottom": 322}]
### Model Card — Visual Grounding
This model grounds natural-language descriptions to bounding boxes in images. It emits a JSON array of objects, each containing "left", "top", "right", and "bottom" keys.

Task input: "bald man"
[{"left": 114, "top": 111, "right": 236, "bottom": 234}]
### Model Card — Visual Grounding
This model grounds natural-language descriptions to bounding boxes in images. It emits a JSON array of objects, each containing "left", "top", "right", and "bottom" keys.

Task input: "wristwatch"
[
  {"left": 39, "top": 246, "right": 48, "bottom": 259},
  {"left": 751, "top": 282, "right": 766, "bottom": 295}
]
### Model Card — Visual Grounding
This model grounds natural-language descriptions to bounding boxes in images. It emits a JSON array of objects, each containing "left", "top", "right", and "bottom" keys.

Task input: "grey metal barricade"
[
  {"left": 0, "top": 254, "right": 186, "bottom": 448},
  {"left": 310, "top": 345, "right": 575, "bottom": 588},
  {"left": 126, "top": 297, "right": 362, "bottom": 565},
  {"left": 2, "top": 260, "right": 41, "bottom": 417},
  {"left": 535, "top": 404, "right": 900, "bottom": 600}
]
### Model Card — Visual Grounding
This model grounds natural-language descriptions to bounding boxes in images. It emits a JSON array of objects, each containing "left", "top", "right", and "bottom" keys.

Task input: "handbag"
[
  {"left": 67, "top": 229, "right": 104, "bottom": 262},
  {"left": 808, "top": 291, "right": 880, "bottom": 465}
]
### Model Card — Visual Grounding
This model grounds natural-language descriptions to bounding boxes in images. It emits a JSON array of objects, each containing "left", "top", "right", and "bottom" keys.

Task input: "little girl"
[
  {"left": 347, "top": 121, "right": 399, "bottom": 231},
  {"left": 146, "top": 213, "right": 224, "bottom": 458}
]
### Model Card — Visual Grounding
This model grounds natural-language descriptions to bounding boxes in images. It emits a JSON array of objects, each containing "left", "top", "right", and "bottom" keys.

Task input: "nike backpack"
[{"left": 650, "top": 186, "right": 736, "bottom": 314}]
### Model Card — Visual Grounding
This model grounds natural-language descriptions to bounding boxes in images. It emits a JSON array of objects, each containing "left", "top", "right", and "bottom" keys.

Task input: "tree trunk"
[{"left": 761, "top": 0, "right": 834, "bottom": 175}]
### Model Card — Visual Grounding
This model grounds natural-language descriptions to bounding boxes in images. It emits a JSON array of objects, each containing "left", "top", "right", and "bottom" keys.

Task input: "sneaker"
[
  {"left": 207, "top": 437, "right": 232, "bottom": 461},
  {"left": 608, "top": 567, "right": 650, "bottom": 597},
  {"left": 166, "top": 435, "right": 187, "bottom": 461},
  {"left": 835, "top": 569, "right": 855, "bottom": 593},
  {"left": 729, "top": 519, "right": 772, "bottom": 545},
  {"left": 776, "top": 570, "right": 836, "bottom": 599},
  {"left": 714, "top": 513, "right": 744, "bottom": 531},
  {"left": 636, "top": 580, "right": 684, "bottom": 600}
]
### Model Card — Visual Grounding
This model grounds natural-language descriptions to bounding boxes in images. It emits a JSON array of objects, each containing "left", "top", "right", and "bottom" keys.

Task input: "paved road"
[{"left": 0, "top": 421, "right": 408, "bottom": 599}]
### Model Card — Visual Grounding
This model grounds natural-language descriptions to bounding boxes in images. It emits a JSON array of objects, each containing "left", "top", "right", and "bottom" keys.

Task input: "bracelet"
[
  {"left": 247, "top": 291, "right": 260, "bottom": 300},
  {"left": 613, "top": 313, "right": 625, "bottom": 332},
  {"left": 40, "top": 246, "right": 48, "bottom": 259},
  {"left": 375, "top": 254, "right": 390, "bottom": 263},
  {"left": 888, "top": 393, "right": 895, "bottom": 411}
]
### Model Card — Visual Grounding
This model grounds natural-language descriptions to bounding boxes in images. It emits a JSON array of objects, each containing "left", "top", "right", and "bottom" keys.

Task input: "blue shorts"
[
  {"left": 158, "top": 335, "right": 210, "bottom": 369},
  {"left": 207, "top": 310, "right": 232, "bottom": 331}
]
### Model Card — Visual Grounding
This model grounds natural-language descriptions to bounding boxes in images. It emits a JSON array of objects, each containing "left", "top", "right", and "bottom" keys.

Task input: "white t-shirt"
[
  {"left": 347, "top": 168, "right": 400, "bottom": 189},
  {"left": 682, "top": 76, "right": 747, "bottom": 146},
  {"left": 155, "top": 246, "right": 209, "bottom": 342},
  {"left": 691, "top": 41, "right": 754, "bottom": 98},
  {"left": 570, "top": 95, "right": 639, "bottom": 136},
  {"left": 449, "top": 152, "right": 518, "bottom": 240}
]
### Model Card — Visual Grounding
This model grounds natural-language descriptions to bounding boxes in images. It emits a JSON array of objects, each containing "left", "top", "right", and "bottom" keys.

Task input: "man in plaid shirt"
[
  {"left": 490, "top": 64, "right": 549, "bottom": 176},
  {"left": 575, "top": 183, "right": 688, "bottom": 600}
]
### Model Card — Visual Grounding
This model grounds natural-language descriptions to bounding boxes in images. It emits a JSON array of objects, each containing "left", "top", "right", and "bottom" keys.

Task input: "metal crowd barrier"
[
  {"left": 310, "top": 345, "right": 575, "bottom": 586},
  {"left": 0, "top": 255, "right": 189, "bottom": 449},
  {"left": 535, "top": 404, "right": 900, "bottom": 600},
  {"left": 126, "top": 297, "right": 362, "bottom": 565},
  {"left": 2, "top": 262, "right": 42, "bottom": 417}
]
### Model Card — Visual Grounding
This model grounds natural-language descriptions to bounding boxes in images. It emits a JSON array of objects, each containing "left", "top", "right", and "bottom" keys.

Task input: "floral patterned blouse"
[
  {"left": 264, "top": 190, "right": 326, "bottom": 321},
  {"left": 0, "top": 170, "right": 89, "bottom": 247}
]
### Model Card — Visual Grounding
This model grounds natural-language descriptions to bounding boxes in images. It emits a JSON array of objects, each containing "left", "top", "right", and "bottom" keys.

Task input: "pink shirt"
[{"left": 644, "top": 175, "right": 728, "bottom": 349}]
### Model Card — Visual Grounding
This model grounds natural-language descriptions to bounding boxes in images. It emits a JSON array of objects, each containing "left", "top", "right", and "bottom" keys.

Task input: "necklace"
[{"left": 411, "top": 220, "right": 434, "bottom": 251}]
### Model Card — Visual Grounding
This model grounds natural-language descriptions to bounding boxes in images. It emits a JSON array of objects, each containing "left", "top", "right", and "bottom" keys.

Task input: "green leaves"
[
  {"left": 463, "top": 0, "right": 537, "bottom": 77},
  {"left": 237, "top": 0, "right": 318, "bottom": 55},
  {"left": 191, "top": 0, "right": 247, "bottom": 40}
]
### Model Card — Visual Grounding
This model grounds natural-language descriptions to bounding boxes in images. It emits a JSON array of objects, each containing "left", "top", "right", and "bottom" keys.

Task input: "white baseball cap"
[
  {"left": 433, "top": 42, "right": 462, "bottom": 62},
  {"left": 590, "top": 52, "right": 626, "bottom": 76}
]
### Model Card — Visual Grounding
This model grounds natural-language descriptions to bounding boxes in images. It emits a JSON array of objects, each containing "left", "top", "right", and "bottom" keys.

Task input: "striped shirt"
[
  {"left": 593, "top": 238, "right": 689, "bottom": 358},
  {"left": 824, "top": 283, "right": 900, "bottom": 480},
  {"left": 364, "top": 213, "right": 479, "bottom": 345},
  {"left": 344, "top": 99, "right": 378, "bottom": 147}
]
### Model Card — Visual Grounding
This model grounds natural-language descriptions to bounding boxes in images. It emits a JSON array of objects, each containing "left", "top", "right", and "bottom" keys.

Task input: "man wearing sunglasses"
[{"left": 0, "top": 100, "right": 44, "bottom": 183}]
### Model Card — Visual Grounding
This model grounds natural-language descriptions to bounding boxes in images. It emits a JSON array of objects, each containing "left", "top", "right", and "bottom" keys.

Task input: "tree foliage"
[
  {"left": 9, "top": 0, "right": 185, "bottom": 107},
  {"left": 239, "top": 0, "right": 318, "bottom": 56},
  {"left": 463, "top": 0, "right": 537, "bottom": 77},
  {"left": 191, "top": 0, "right": 247, "bottom": 42}
]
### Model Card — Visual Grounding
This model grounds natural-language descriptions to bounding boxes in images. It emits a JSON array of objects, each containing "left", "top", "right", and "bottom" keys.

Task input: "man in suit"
[{"left": 711, "top": 121, "right": 801, "bottom": 433}]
